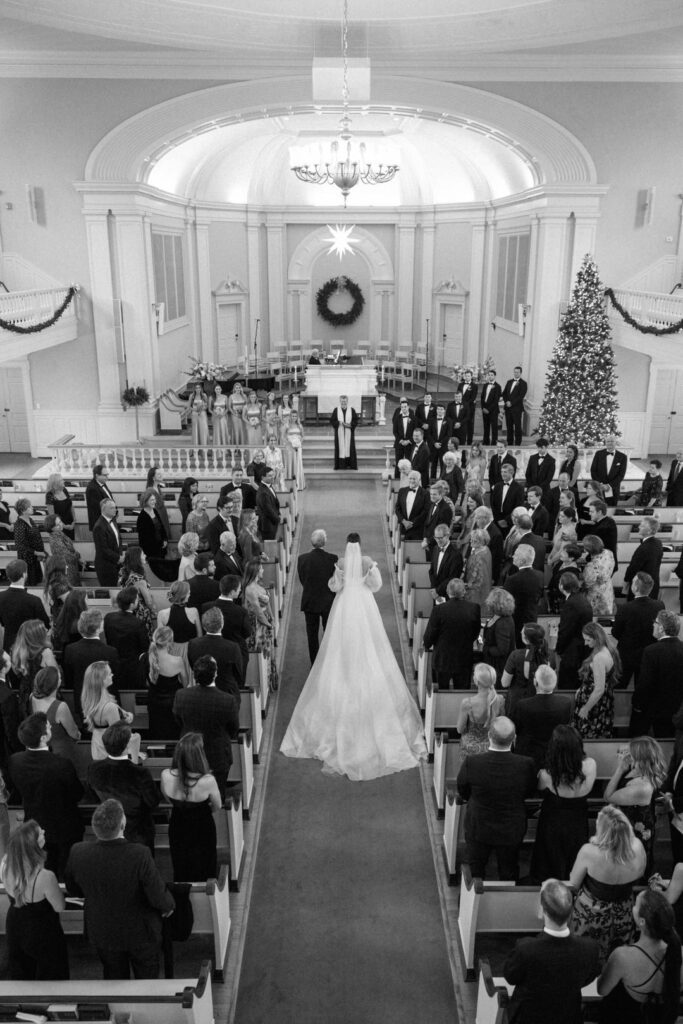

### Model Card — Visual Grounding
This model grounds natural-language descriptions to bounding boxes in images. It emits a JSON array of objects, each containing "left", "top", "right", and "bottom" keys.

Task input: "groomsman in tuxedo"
[
  {"left": 297, "top": 529, "right": 338, "bottom": 664},
  {"left": 525, "top": 438, "right": 556, "bottom": 501},
  {"left": 393, "top": 398, "right": 415, "bottom": 475},
  {"left": 86, "top": 465, "right": 115, "bottom": 532},
  {"left": 429, "top": 525, "right": 463, "bottom": 598},
  {"left": 93, "top": 498, "right": 123, "bottom": 587},
  {"left": 256, "top": 468, "right": 280, "bottom": 540},
  {"left": 526, "top": 485, "right": 550, "bottom": 538},
  {"left": 502, "top": 366, "right": 527, "bottom": 446},
  {"left": 480, "top": 369, "right": 502, "bottom": 445},
  {"left": 590, "top": 435, "right": 628, "bottom": 506},
  {"left": 490, "top": 462, "right": 526, "bottom": 534},
  {"left": 488, "top": 440, "right": 517, "bottom": 488},
  {"left": 456, "top": 370, "right": 478, "bottom": 445},
  {"left": 666, "top": 451, "right": 683, "bottom": 506},
  {"left": 395, "top": 471, "right": 429, "bottom": 540},
  {"left": 428, "top": 403, "right": 452, "bottom": 477},
  {"left": 410, "top": 428, "right": 431, "bottom": 489},
  {"left": 414, "top": 392, "right": 437, "bottom": 434},
  {"left": 445, "top": 394, "right": 467, "bottom": 445}
]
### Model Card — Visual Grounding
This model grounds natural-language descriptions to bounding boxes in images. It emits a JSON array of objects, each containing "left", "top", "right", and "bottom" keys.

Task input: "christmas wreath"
[{"left": 316, "top": 276, "right": 364, "bottom": 327}]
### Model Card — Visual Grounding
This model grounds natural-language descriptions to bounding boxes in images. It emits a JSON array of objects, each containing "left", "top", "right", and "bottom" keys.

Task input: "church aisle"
[{"left": 234, "top": 480, "right": 457, "bottom": 1024}]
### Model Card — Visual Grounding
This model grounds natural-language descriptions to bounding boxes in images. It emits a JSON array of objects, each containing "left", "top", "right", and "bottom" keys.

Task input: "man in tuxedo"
[
  {"left": 456, "top": 716, "right": 536, "bottom": 881},
  {"left": 590, "top": 435, "right": 628, "bottom": 506},
  {"left": 86, "top": 464, "right": 115, "bottom": 531},
  {"left": 472, "top": 507, "right": 504, "bottom": 585},
  {"left": 630, "top": 610, "right": 683, "bottom": 737},
  {"left": 103, "top": 587, "right": 148, "bottom": 689},
  {"left": 612, "top": 572, "right": 664, "bottom": 689},
  {"left": 456, "top": 370, "right": 478, "bottom": 445},
  {"left": 526, "top": 485, "right": 550, "bottom": 538},
  {"left": 187, "top": 552, "right": 219, "bottom": 609},
  {"left": 554, "top": 573, "right": 592, "bottom": 690},
  {"left": 666, "top": 450, "right": 683, "bottom": 507},
  {"left": 87, "top": 723, "right": 159, "bottom": 852},
  {"left": 173, "top": 655, "right": 240, "bottom": 798},
  {"left": 298, "top": 529, "right": 338, "bottom": 664},
  {"left": 205, "top": 495, "right": 237, "bottom": 555},
  {"left": 202, "top": 574, "right": 251, "bottom": 676},
  {"left": 445, "top": 393, "right": 467, "bottom": 445},
  {"left": 504, "top": 879, "right": 600, "bottom": 1024},
  {"left": 423, "top": 578, "right": 480, "bottom": 688},
  {"left": 546, "top": 471, "right": 574, "bottom": 529},
  {"left": 0, "top": 559, "right": 49, "bottom": 653},
  {"left": 392, "top": 397, "right": 415, "bottom": 475},
  {"left": 622, "top": 516, "right": 663, "bottom": 600},
  {"left": 414, "top": 392, "right": 437, "bottom": 433},
  {"left": 65, "top": 798, "right": 174, "bottom": 979},
  {"left": 488, "top": 440, "right": 517, "bottom": 488},
  {"left": 10, "top": 712, "right": 84, "bottom": 878},
  {"left": 422, "top": 482, "right": 454, "bottom": 558},
  {"left": 187, "top": 607, "right": 243, "bottom": 702},
  {"left": 256, "top": 467, "right": 281, "bottom": 540},
  {"left": 512, "top": 666, "right": 572, "bottom": 770},
  {"left": 502, "top": 366, "right": 527, "bottom": 446},
  {"left": 220, "top": 466, "right": 257, "bottom": 510},
  {"left": 410, "top": 427, "right": 431, "bottom": 489},
  {"left": 428, "top": 403, "right": 452, "bottom": 477},
  {"left": 490, "top": 462, "right": 526, "bottom": 535},
  {"left": 480, "top": 369, "right": 502, "bottom": 445},
  {"left": 577, "top": 499, "right": 618, "bottom": 568},
  {"left": 395, "top": 471, "right": 429, "bottom": 540},
  {"left": 429, "top": 524, "right": 464, "bottom": 599},
  {"left": 330, "top": 395, "right": 358, "bottom": 470},
  {"left": 214, "top": 532, "right": 243, "bottom": 582},
  {"left": 93, "top": 498, "right": 123, "bottom": 586},
  {"left": 504, "top": 544, "right": 546, "bottom": 645},
  {"left": 510, "top": 513, "right": 546, "bottom": 573},
  {"left": 525, "top": 438, "right": 556, "bottom": 500},
  {"left": 63, "top": 609, "right": 120, "bottom": 720}
]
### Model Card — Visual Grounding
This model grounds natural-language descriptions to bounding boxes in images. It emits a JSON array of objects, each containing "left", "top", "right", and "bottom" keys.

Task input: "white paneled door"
[
  {"left": 650, "top": 368, "right": 683, "bottom": 454},
  {"left": 0, "top": 367, "right": 30, "bottom": 452}
]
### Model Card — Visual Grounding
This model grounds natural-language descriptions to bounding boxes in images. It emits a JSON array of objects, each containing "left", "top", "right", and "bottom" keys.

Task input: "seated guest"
[
  {"left": 103, "top": 586, "right": 149, "bottom": 688},
  {"left": 603, "top": 736, "right": 667, "bottom": 880},
  {"left": 512, "top": 665, "right": 572, "bottom": 771},
  {"left": 611, "top": 571, "right": 664, "bottom": 689},
  {"left": 633, "top": 459, "right": 664, "bottom": 508},
  {"left": 62, "top": 609, "right": 120, "bottom": 721},
  {"left": 187, "top": 553, "right": 219, "bottom": 610},
  {"left": 81, "top": 661, "right": 139, "bottom": 763},
  {"left": 160, "top": 732, "right": 222, "bottom": 883},
  {"left": 214, "top": 531, "right": 243, "bottom": 582},
  {"left": 580, "top": 534, "right": 615, "bottom": 616},
  {"left": 554, "top": 572, "right": 593, "bottom": 690},
  {"left": 622, "top": 516, "right": 664, "bottom": 601},
  {"left": 176, "top": 531, "right": 200, "bottom": 581},
  {"left": 87, "top": 722, "right": 159, "bottom": 852},
  {"left": 144, "top": 626, "right": 189, "bottom": 740},
  {"left": 51, "top": 588, "right": 88, "bottom": 662},
  {"left": 503, "top": 879, "right": 600, "bottom": 1024},
  {"left": 65, "top": 799, "right": 174, "bottom": 980},
  {"left": 502, "top": 622, "right": 556, "bottom": 716},
  {"left": 202, "top": 574, "right": 251, "bottom": 676},
  {"left": 456, "top": 663, "right": 505, "bottom": 756},
  {"left": 531, "top": 725, "right": 596, "bottom": 883},
  {"left": 0, "top": 819, "right": 69, "bottom": 980},
  {"left": 481, "top": 586, "right": 516, "bottom": 681},
  {"left": 630, "top": 610, "right": 683, "bottom": 738},
  {"left": 0, "top": 560, "right": 49, "bottom": 654},
  {"left": 188, "top": 607, "right": 243, "bottom": 702},
  {"left": 156, "top": 580, "right": 201, "bottom": 643}
]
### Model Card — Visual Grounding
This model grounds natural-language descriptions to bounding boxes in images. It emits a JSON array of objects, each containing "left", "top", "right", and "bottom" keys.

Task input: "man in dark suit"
[
  {"left": 554, "top": 573, "right": 592, "bottom": 690},
  {"left": 504, "top": 879, "right": 600, "bottom": 1024},
  {"left": 546, "top": 471, "right": 574, "bottom": 529},
  {"left": 525, "top": 438, "right": 556, "bottom": 500},
  {"left": 444, "top": 394, "right": 467, "bottom": 445},
  {"left": 85, "top": 464, "right": 115, "bottom": 532},
  {"left": 666, "top": 450, "right": 683, "bottom": 507},
  {"left": 187, "top": 607, "right": 243, "bottom": 702},
  {"left": 490, "top": 462, "right": 526, "bottom": 535},
  {"left": 414, "top": 392, "right": 437, "bottom": 433},
  {"left": 423, "top": 578, "right": 480, "bottom": 688},
  {"left": 87, "top": 723, "right": 159, "bottom": 852},
  {"left": 202, "top": 574, "right": 251, "bottom": 676},
  {"left": 502, "top": 366, "right": 527, "bottom": 446},
  {"left": 429, "top": 525, "right": 464, "bottom": 599},
  {"left": 504, "top": 544, "right": 546, "bottom": 645},
  {"left": 612, "top": 571, "right": 664, "bottom": 689},
  {"left": 93, "top": 498, "right": 123, "bottom": 586},
  {"left": 422, "top": 482, "right": 454, "bottom": 558},
  {"left": 10, "top": 712, "right": 84, "bottom": 878},
  {"left": 480, "top": 369, "right": 502, "bottom": 445},
  {"left": 428, "top": 403, "right": 452, "bottom": 477},
  {"left": 214, "top": 532, "right": 243, "bottom": 582},
  {"left": 308, "top": 348, "right": 321, "bottom": 365},
  {"left": 410, "top": 427, "right": 431, "bottom": 489},
  {"left": 392, "top": 397, "right": 415, "bottom": 474},
  {"left": 488, "top": 440, "right": 517, "bottom": 488},
  {"left": 298, "top": 529, "right": 338, "bottom": 664},
  {"left": 220, "top": 466, "right": 257, "bottom": 510},
  {"left": 205, "top": 495, "right": 237, "bottom": 556},
  {"left": 590, "top": 435, "right": 628, "bottom": 506},
  {"left": 526, "top": 485, "right": 550, "bottom": 538},
  {"left": 65, "top": 798, "right": 174, "bottom": 979},
  {"left": 512, "top": 666, "right": 572, "bottom": 770},
  {"left": 256, "top": 468, "right": 280, "bottom": 540},
  {"left": 456, "top": 716, "right": 536, "bottom": 880},
  {"left": 187, "top": 552, "right": 219, "bottom": 609},
  {"left": 395, "top": 471, "right": 429, "bottom": 540},
  {"left": 173, "top": 654, "right": 240, "bottom": 798},
  {"left": 510, "top": 514, "right": 546, "bottom": 573},
  {"left": 0, "top": 559, "right": 49, "bottom": 653},
  {"left": 622, "top": 516, "right": 664, "bottom": 600},
  {"left": 577, "top": 499, "right": 619, "bottom": 568},
  {"left": 630, "top": 610, "right": 683, "bottom": 737},
  {"left": 456, "top": 370, "right": 478, "bottom": 445},
  {"left": 103, "top": 586, "right": 148, "bottom": 689},
  {"left": 63, "top": 609, "right": 120, "bottom": 720}
]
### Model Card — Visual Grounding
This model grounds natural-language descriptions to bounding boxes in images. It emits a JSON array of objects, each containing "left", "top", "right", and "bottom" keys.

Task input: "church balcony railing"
[
  {"left": 609, "top": 288, "right": 683, "bottom": 330},
  {"left": 0, "top": 286, "right": 77, "bottom": 329}
]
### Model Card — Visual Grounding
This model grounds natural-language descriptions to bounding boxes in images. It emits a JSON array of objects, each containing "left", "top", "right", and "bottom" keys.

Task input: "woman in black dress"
[
  {"left": 177, "top": 477, "right": 198, "bottom": 533},
  {"left": 144, "top": 626, "right": 189, "bottom": 739},
  {"left": 559, "top": 443, "right": 582, "bottom": 498},
  {"left": 604, "top": 737, "right": 667, "bottom": 879},
  {"left": 137, "top": 487, "right": 168, "bottom": 560},
  {"left": 160, "top": 732, "right": 222, "bottom": 882},
  {"left": 156, "top": 580, "right": 201, "bottom": 642},
  {"left": 45, "top": 473, "right": 75, "bottom": 540},
  {"left": 0, "top": 486, "right": 13, "bottom": 541},
  {"left": 481, "top": 586, "right": 516, "bottom": 682},
  {"left": 51, "top": 588, "right": 88, "bottom": 662},
  {"left": 501, "top": 622, "right": 557, "bottom": 715},
  {"left": 0, "top": 819, "right": 69, "bottom": 979},
  {"left": 13, "top": 499, "right": 45, "bottom": 586}
]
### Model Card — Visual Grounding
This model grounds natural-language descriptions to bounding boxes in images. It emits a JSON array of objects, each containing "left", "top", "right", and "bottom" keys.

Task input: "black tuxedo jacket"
[
  {"left": 423, "top": 500, "right": 453, "bottom": 548},
  {"left": 65, "top": 837, "right": 174, "bottom": 951},
  {"left": 63, "top": 637, "right": 120, "bottom": 718},
  {"left": 505, "top": 931, "right": 600, "bottom": 1024},
  {"left": 423, "top": 597, "right": 481, "bottom": 683},
  {"left": 555, "top": 593, "right": 593, "bottom": 680},
  {"left": 0, "top": 587, "right": 49, "bottom": 652},
  {"left": 427, "top": 417, "right": 453, "bottom": 452},
  {"left": 486, "top": 522, "right": 505, "bottom": 584},
  {"left": 173, "top": 685, "right": 239, "bottom": 780},
  {"left": 92, "top": 515, "right": 122, "bottom": 586},
  {"left": 444, "top": 402, "right": 467, "bottom": 440},
  {"left": 529, "top": 503, "right": 550, "bottom": 538},
  {"left": 480, "top": 381, "right": 502, "bottom": 416},
  {"left": 395, "top": 486, "right": 429, "bottom": 539},
  {"left": 202, "top": 598, "right": 251, "bottom": 671},
  {"left": 525, "top": 453, "right": 556, "bottom": 493},
  {"left": 205, "top": 513, "right": 234, "bottom": 556},
  {"left": 490, "top": 480, "right": 526, "bottom": 532},
  {"left": 86, "top": 479, "right": 115, "bottom": 531},
  {"left": 667, "top": 459, "right": 683, "bottom": 506},
  {"left": 220, "top": 481, "right": 257, "bottom": 510},
  {"left": 187, "top": 573, "right": 220, "bottom": 610},
  {"left": 414, "top": 403, "right": 437, "bottom": 431},
  {"left": 103, "top": 611, "right": 148, "bottom": 688},
  {"left": 512, "top": 693, "right": 573, "bottom": 769},
  {"left": 410, "top": 442, "right": 431, "bottom": 488},
  {"left": 502, "top": 377, "right": 527, "bottom": 412},
  {"left": 577, "top": 514, "right": 619, "bottom": 568},
  {"left": 256, "top": 484, "right": 280, "bottom": 540},
  {"left": 623, "top": 536, "right": 664, "bottom": 598},
  {"left": 87, "top": 757, "right": 159, "bottom": 846},
  {"left": 488, "top": 452, "right": 517, "bottom": 488},
  {"left": 298, "top": 548, "right": 338, "bottom": 615},
  {"left": 456, "top": 750, "right": 536, "bottom": 845},
  {"left": 393, "top": 411, "right": 416, "bottom": 444},
  {"left": 633, "top": 637, "right": 683, "bottom": 734},
  {"left": 456, "top": 382, "right": 478, "bottom": 416},
  {"left": 429, "top": 544, "right": 463, "bottom": 597},
  {"left": 214, "top": 549, "right": 243, "bottom": 582},
  {"left": 10, "top": 749, "right": 84, "bottom": 844},
  {"left": 612, "top": 595, "right": 665, "bottom": 686},
  {"left": 504, "top": 567, "right": 546, "bottom": 641},
  {"left": 511, "top": 531, "right": 546, "bottom": 573},
  {"left": 590, "top": 448, "right": 628, "bottom": 500},
  {"left": 187, "top": 634, "right": 243, "bottom": 700}
]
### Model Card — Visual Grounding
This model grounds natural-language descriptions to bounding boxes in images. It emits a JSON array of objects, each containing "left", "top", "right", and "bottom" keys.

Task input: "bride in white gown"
[{"left": 280, "top": 534, "right": 427, "bottom": 781}]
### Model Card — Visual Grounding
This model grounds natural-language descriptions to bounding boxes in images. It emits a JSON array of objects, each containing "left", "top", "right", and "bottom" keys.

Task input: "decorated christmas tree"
[{"left": 537, "top": 254, "right": 619, "bottom": 444}]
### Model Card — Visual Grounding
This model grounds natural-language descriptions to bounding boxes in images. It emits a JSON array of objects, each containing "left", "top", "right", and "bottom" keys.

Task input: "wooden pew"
[
  {"left": 401, "top": 558, "right": 429, "bottom": 610},
  {"left": 475, "top": 957, "right": 600, "bottom": 1023},
  {"left": 458, "top": 866, "right": 541, "bottom": 979}
]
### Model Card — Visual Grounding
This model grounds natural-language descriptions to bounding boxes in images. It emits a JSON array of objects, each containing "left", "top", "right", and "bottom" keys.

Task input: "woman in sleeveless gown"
[
  {"left": 161, "top": 733, "right": 222, "bottom": 882},
  {"left": 280, "top": 535, "right": 427, "bottom": 781},
  {"left": 145, "top": 626, "right": 190, "bottom": 739},
  {"left": 456, "top": 663, "right": 505, "bottom": 756},
  {"left": 573, "top": 621, "right": 620, "bottom": 739}
]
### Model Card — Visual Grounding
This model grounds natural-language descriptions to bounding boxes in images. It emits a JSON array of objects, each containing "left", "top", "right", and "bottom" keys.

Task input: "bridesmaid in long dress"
[
  {"left": 189, "top": 384, "right": 209, "bottom": 446},
  {"left": 228, "top": 382, "right": 247, "bottom": 447},
  {"left": 285, "top": 410, "right": 305, "bottom": 490},
  {"left": 211, "top": 384, "right": 230, "bottom": 446},
  {"left": 243, "top": 390, "right": 264, "bottom": 449},
  {"left": 263, "top": 392, "right": 280, "bottom": 443}
]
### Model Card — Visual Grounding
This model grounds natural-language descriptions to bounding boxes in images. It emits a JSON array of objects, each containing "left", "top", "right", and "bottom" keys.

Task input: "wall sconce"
[
  {"left": 518, "top": 304, "right": 531, "bottom": 337},
  {"left": 638, "top": 187, "right": 656, "bottom": 227}
]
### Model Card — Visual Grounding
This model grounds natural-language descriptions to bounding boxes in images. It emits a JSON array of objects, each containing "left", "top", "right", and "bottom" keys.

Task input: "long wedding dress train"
[{"left": 280, "top": 542, "right": 427, "bottom": 781}]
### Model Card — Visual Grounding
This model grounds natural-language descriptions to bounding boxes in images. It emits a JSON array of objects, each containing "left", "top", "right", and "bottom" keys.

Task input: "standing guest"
[
  {"left": 136, "top": 488, "right": 167, "bottom": 562},
  {"left": 177, "top": 477, "right": 198, "bottom": 532},
  {"left": 214, "top": 532, "right": 242, "bottom": 583},
  {"left": 103, "top": 586, "right": 149, "bottom": 688},
  {"left": 488, "top": 440, "right": 517, "bottom": 488},
  {"left": 177, "top": 531, "right": 200, "bottom": 581},
  {"left": 187, "top": 552, "right": 219, "bottom": 610},
  {"left": 456, "top": 663, "right": 505, "bottom": 756},
  {"left": 160, "top": 732, "right": 222, "bottom": 883},
  {"left": 81, "top": 661, "right": 139, "bottom": 762},
  {"left": 509, "top": 512, "right": 546, "bottom": 573},
  {"left": 51, "top": 588, "right": 87, "bottom": 662},
  {"left": 422, "top": 481, "right": 454, "bottom": 558},
  {"left": 65, "top": 798, "right": 174, "bottom": 980},
  {"left": 246, "top": 446, "right": 269, "bottom": 485},
  {"left": 13, "top": 499, "right": 45, "bottom": 586},
  {"left": 612, "top": 572, "right": 664, "bottom": 689},
  {"left": 578, "top": 479, "right": 606, "bottom": 521},
  {"left": 414, "top": 391, "right": 436, "bottom": 433},
  {"left": 502, "top": 365, "right": 527, "bottom": 447},
  {"left": 118, "top": 547, "right": 156, "bottom": 640},
  {"left": 0, "top": 486, "right": 13, "bottom": 541},
  {"left": 665, "top": 450, "right": 683, "bottom": 507},
  {"left": 308, "top": 348, "right": 321, "bottom": 365},
  {"left": 256, "top": 467, "right": 281, "bottom": 541},
  {"left": 526, "top": 485, "right": 550, "bottom": 537},
  {"left": 284, "top": 409, "right": 305, "bottom": 490},
  {"left": 423, "top": 578, "right": 481, "bottom": 689},
  {"left": 144, "top": 467, "right": 171, "bottom": 544},
  {"left": 298, "top": 529, "right": 338, "bottom": 664},
  {"left": 580, "top": 534, "right": 616, "bottom": 616},
  {"left": 87, "top": 723, "right": 159, "bottom": 851},
  {"left": 92, "top": 498, "right": 123, "bottom": 587},
  {"left": 604, "top": 737, "right": 666, "bottom": 879},
  {"left": 577, "top": 499, "right": 619, "bottom": 567},
  {"left": 456, "top": 370, "right": 478, "bottom": 445},
  {"left": 264, "top": 434, "right": 286, "bottom": 491},
  {"left": 630, "top": 611, "right": 683, "bottom": 738},
  {"left": 395, "top": 470, "right": 429, "bottom": 540},
  {"left": 157, "top": 580, "right": 201, "bottom": 643},
  {"left": 1, "top": 819, "right": 69, "bottom": 980},
  {"left": 480, "top": 369, "right": 502, "bottom": 445},
  {"left": 173, "top": 655, "right": 240, "bottom": 800},
  {"left": 189, "top": 383, "right": 209, "bottom": 446},
  {"left": 456, "top": 716, "right": 536, "bottom": 881},
  {"left": 202, "top": 575, "right": 251, "bottom": 676},
  {"left": 472, "top": 506, "right": 504, "bottom": 585},
  {"left": 185, "top": 493, "right": 211, "bottom": 548},
  {"left": 428, "top": 524, "right": 463, "bottom": 600},
  {"left": 242, "top": 558, "right": 278, "bottom": 693},
  {"left": 512, "top": 665, "right": 572, "bottom": 771},
  {"left": 464, "top": 441, "right": 487, "bottom": 491},
  {"left": 238, "top": 510, "right": 263, "bottom": 564},
  {"left": 44, "top": 514, "right": 81, "bottom": 586},
  {"left": 572, "top": 621, "right": 620, "bottom": 739},
  {"left": 10, "top": 620, "right": 58, "bottom": 715},
  {"left": 445, "top": 393, "right": 467, "bottom": 446},
  {"left": 438, "top": 451, "right": 464, "bottom": 505},
  {"left": 503, "top": 544, "right": 546, "bottom": 643},
  {"left": 481, "top": 587, "right": 516, "bottom": 681},
  {"left": 188, "top": 607, "right": 243, "bottom": 701},
  {"left": 525, "top": 438, "right": 556, "bottom": 500},
  {"left": 635, "top": 459, "right": 664, "bottom": 508},
  {"left": 555, "top": 572, "right": 593, "bottom": 690},
  {"left": 559, "top": 443, "right": 582, "bottom": 493},
  {"left": 464, "top": 529, "right": 492, "bottom": 609},
  {"left": 227, "top": 382, "right": 247, "bottom": 446},
  {"left": 45, "top": 473, "right": 75, "bottom": 540},
  {"left": 410, "top": 427, "right": 431, "bottom": 489},
  {"left": 547, "top": 471, "right": 575, "bottom": 528},
  {"left": 210, "top": 384, "right": 230, "bottom": 445},
  {"left": 220, "top": 466, "right": 257, "bottom": 511},
  {"left": 548, "top": 541, "right": 583, "bottom": 615},
  {"left": 144, "top": 627, "right": 189, "bottom": 739},
  {"left": 330, "top": 395, "right": 358, "bottom": 470},
  {"left": 10, "top": 713, "right": 83, "bottom": 879},
  {"left": 622, "top": 517, "right": 664, "bottom": 601},
  {"left": 85, "top": 465, "right": 115, "bottom": 532},
  {"left": 63, "top": 609, "right": 120, "bottom": 720},
  {"left": 501, "top": 622, "right": 556, "bottom": 716},
  {"left": 455, "top": 493, "right": 484, "bottom": 553},
  {"left": 29, "top": 666, "right": 79, "bottom": 765},
  {"left": 547, "top": 506, "right": 578, "bottom": 566},
  {"left": 204, "top": 495, "right": 237, "bottom": 557},
  {"left": 428, "top": 403, "right": 452, "bottom": 478},
  {"left": 531, "top": 725, "right": 597, "bottom": 883},
  {"left": 490, "top": 462, "right": 526, "bottom": 535},
  {"left": 590, "top": 435, "right": 628, "bottom": 507},
  {"left": 42, "top": 554, "right": 71, "bottom": 620}
]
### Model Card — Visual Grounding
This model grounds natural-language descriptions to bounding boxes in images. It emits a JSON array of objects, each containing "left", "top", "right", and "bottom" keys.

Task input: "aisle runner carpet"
[{"left": 235, "top": 481, "right": 456, "bottom": 1024}]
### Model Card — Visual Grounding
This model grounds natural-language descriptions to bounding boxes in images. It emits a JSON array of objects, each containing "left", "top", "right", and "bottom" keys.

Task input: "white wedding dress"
[{"left": 280, "top": 542, "right": 427, "bottom": 781}]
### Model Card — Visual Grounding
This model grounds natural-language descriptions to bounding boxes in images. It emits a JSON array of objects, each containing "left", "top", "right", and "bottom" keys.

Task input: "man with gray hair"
[
  {"left": 422, "top": 481, "right": 453, "bottom": 557},
  {"left": 423, "top": 577, "right": 480, "bottom": 687},
  {"left": 428, "top": 523, "right": 463, "bottom": 599},
  {"left": 214, "top": 530, "right": 243, "bottom": 582},
  {"left": 473, "top": 505, "right": 504, "bottom": 584},
  {"left": 297, "top": 529, "right": 338, "bottom": 663},
  {"left": 622, "top": 516, "right": 664, "bottom": 600},
  {"left": 631, "top": 609, "right": 683, "bottom": 737},
  {"left": 512, "top": 665, "right": 572, "bottom": 770},
  {"left": 504, "top": 543, "right": 546, "bottom": 645},
  {"left": 612, "top": 571, "right": 664, "bottom": 689},
  {"left": 504, "top": 878, "right": 600, "bottom": 1023},
  {"left": 590, "top": 434, "right": 628, "bottom": 506}
]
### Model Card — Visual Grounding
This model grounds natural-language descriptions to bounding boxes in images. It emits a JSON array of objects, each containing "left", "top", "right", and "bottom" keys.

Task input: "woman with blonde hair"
[
  {"left": 264, "top": 434, "right": 285, "bottom": 490},
  {"left": 10, "top": 620, "right": 57, "bottom": 715},
  {"left": 157, "top": 580, "right": 200, "bottom": 642},
  {"left": 185, "top": 494, "right": 211, "bottom": 548},
  {"left": 572, "top": 621, "right": 620, "bottom": 739},
  {"left": 284, "top": 409, "right": 305, "bottom": 490},
  {"left": 160, "top": 732, "right": 222, "bottom": 882},
  {"left": 456, "top": 663, "right": 505, "bottom": 755},
  {"left": 145, "top": 626, "right": 189, "bottom": 739},
  {"left": 464, "top": 528, "right": 492, "bottom": 607},
  {"left": 177, "top": 532, "right": 200, "bottom": 581},
  {"left": 45, "top": 472, "right": 75, "bottom": 540},
  {"left": 581, "top": 533, "right": 616, "bottom": 616},
  {"left": 81, "top": 661, "right": 139, "bottom": 762},
  {"left": 1, "top": 819, "right": 68, "bottom": 979},
  {"left": 604, "top": 736, "right": 667, "bottom": 878},
  {"left": 243, "top": 557, "right": 278, "bottom": 693},
  {"left": 239, "top": 509, "right": 263, "bottom": 563}
]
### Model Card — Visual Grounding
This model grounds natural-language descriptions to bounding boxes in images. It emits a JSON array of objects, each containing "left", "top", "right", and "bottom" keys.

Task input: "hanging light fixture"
[{"left": 290, "top": 0, "right": 399, "bottom": 207}]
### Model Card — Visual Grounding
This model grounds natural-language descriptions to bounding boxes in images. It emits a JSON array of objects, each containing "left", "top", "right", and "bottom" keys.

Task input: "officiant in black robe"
[{"left": 330, "top": 396, "right": 359, "bottom": 470}]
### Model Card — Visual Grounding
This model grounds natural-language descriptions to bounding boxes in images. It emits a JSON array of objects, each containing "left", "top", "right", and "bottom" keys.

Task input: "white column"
[
  {"left": 396, "top": 216, "right": 416, "bottom": 346},
  {"left": 468, "top": 217, "right": 488, "bottom": 363},
  {"left": 114, "top": 214, "right": 156, "bottom": 395},
  {"left": 568, "top": 217, "right": 598, "bottom": 298},
  {"left": 246, "top": 213, "right": 262, "bottom": 366},
  {"left": 266, "top": 214, "right": 285, "bottom": 351},
  {"left": 420, "top": 217, "right": 436, "bottom": 343},
  {"left": 84, "top": 213, "right": 122, "bottom": 411},
  {"left": 194, "top": 220, "right": 213, "bottom": 362}
]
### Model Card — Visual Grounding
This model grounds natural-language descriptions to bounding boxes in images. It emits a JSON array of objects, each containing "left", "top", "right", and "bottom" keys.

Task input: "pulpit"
[{"left": 303, "top": 363, "right": 378, "bottom": 418}]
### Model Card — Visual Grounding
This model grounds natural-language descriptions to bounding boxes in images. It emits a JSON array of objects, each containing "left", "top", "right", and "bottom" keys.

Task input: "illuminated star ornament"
[{"left": 324, "top": 224, "right": 359, "bottom": 261}]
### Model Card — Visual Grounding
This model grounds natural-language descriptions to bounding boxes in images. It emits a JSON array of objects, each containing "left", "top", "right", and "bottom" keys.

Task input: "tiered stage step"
[{"left": 301, "top": 426, "right": 392, "bottom": 479}]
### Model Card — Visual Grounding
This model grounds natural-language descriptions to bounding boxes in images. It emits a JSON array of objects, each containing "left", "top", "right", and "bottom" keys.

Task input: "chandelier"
[{"left": 290, "top": 0, "right": 399, "bottom": 208}]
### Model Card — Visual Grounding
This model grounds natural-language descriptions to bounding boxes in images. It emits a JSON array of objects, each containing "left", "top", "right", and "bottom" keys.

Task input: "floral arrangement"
[
  {"left": 184, "top": 358, "right": 231, "bottom": 382},
  {"left": 121, "top": 385, "right": 150, "bottom": 409},
  {"left": 451, "top": 356, "right": 496, "bottom": 382}
]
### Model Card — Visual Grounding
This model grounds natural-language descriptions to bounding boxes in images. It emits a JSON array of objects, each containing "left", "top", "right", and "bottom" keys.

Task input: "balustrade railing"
[
  {"left": 611, "top": 289, "right": 683, "bottom": 331},
  {"left": 0, "top": 286, "right": 76, "bottom": 329},
  {"left": 47, "top": 441, "right": 287, "bottom": 479}
]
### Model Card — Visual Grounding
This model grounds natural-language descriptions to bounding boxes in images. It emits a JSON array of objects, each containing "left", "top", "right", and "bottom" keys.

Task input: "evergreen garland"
[
  {"left": 537, "top": 254, "right": 620, "bottom": 445},
  {"left": 316, "top": 276, "right": 364, "bottom": 327}
]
